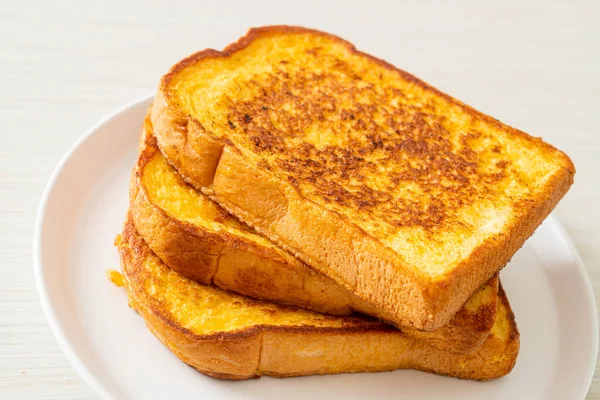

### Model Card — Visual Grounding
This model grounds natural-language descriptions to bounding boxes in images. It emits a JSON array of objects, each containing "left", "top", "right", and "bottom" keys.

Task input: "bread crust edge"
[
  {"left": 151, "top": 25, "right": 574, "bottom": 330},
  {"left": 118, "top": 220, "right": 520, "bottom": 380},
  {"left": 132, "top": 118, "right": 498, "bottom": 352}
]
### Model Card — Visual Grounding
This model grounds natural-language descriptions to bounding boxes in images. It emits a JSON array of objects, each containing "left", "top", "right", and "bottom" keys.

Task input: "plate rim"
[
  {"left": 543, "top": 214, "right": 599, "bottom": 399},
  {"left": 33, "top": 95, "right": 598, "bottom": 400},
  {"left": 33, "top": 94, "right": 154, "bottom": 400}
]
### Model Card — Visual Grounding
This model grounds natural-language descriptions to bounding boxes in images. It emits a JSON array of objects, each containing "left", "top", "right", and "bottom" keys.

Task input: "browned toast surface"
[
  {"left": 151, "top": 26, "right": 574, "bottom": 329},
  {"left": 130, "top": 117, "right": 499, "bottom": 352},
  {"left": 117, "top": 219, "right": 520, "bottom": 380}
]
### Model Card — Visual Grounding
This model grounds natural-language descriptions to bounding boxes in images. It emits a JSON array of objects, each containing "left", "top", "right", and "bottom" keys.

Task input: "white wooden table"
[{"left": 1, "top": 1, "right": 598, "bottom": 398}]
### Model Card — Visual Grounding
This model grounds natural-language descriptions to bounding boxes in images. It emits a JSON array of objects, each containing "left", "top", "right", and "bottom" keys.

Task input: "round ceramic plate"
[{"left": 34, "top": 96, "right": 597, "bottom": 400}]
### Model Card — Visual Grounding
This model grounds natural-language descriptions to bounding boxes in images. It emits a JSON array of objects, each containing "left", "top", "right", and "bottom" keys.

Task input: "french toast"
[
  {"left": 151, "top": 26, "right": 575, "bottom": 330},
  {"left": 116, "top": 217, "right": 519, "bottom": 380},
  {"left": 130, "top": 116, "right": 499, "bottom": 353}
]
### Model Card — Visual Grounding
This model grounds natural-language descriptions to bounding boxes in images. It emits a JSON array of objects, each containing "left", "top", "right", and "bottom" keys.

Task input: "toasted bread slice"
[
  {"left": 116, "top": 217, "right": 519, "bottom": 380},
  {"left": 151, "top": 26, "right": 574, "bottom": 330},
  {"left": 131, "top": 117, "right": 498, "bottom": 353}
]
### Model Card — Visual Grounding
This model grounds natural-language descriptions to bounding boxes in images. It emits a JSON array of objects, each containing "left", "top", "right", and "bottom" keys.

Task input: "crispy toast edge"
[
  {"left": 151, "top": 26, "right": 574, "bottom": 330},
  {"left": 132, "top": 116, "right": 499, "bottom": 351},
  {"left": 118, "top": 219, "right": 519, "bottom": 380}
]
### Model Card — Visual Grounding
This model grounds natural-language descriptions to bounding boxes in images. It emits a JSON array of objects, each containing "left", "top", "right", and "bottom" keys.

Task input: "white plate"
[{"left": 34, "top": 96, "right": 597, "bottom": 400}]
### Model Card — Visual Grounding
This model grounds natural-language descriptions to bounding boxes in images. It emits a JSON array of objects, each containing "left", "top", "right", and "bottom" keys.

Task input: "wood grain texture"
[{"left": 0, "top": 0, "right": 598, "bottom": 398}]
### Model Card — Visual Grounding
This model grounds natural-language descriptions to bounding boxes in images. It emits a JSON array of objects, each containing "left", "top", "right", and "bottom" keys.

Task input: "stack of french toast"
[{"left": 112, "top": 26, "right": 575, "bottom": 381}]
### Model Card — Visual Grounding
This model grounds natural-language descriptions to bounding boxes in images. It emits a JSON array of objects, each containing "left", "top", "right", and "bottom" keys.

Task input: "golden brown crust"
[
  {"left": 131, "top": 122, "right": 369, "bottom": 315},
  {"left": 132, "top": 119, "right": 498, "bottom": 352},
  {"left": 121, "top": 215, "right": 387, "bottom": 338},
  {"left": 117, "top": 222, "right": 519, "bottom": 380},
  {"left": 151, "top": 25, "right": 574, "bottom": 330}
]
